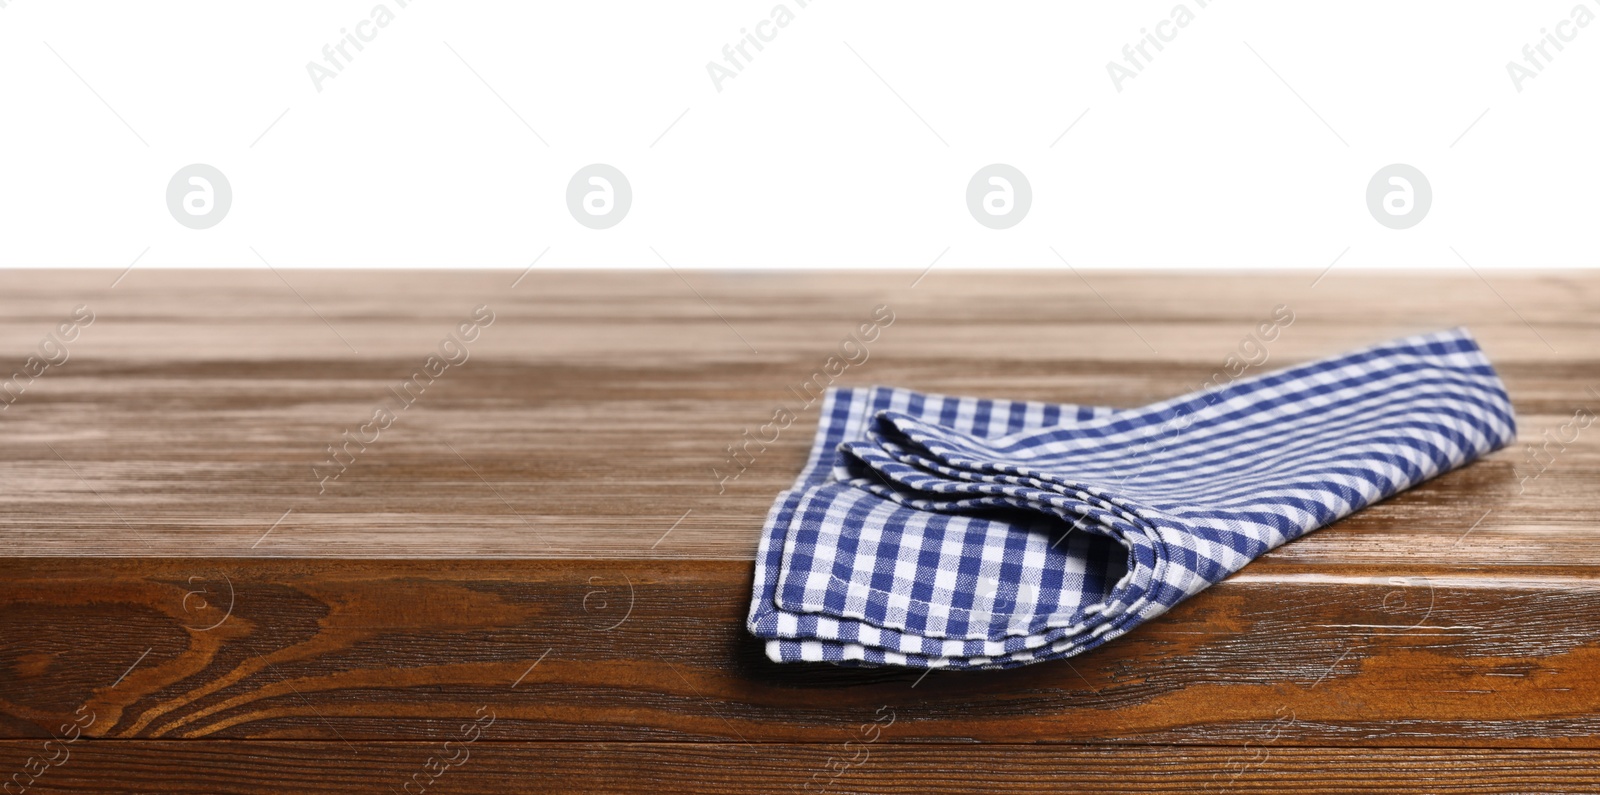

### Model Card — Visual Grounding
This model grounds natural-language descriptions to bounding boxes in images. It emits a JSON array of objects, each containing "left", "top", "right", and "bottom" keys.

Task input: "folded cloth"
[{"left": 746, "top": 328, "right": 1515, "bottom": 669}]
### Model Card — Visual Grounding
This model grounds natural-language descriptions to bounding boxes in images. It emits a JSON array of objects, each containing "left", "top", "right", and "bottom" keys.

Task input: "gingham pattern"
[{"left": 747, "top": 329, "right": 1516, "bottom": 669}]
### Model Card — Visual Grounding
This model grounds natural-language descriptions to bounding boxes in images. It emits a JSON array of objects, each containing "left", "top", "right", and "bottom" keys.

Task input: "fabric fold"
[{"left": 747, "top": 328, "right": 1515, "bottom": 669}]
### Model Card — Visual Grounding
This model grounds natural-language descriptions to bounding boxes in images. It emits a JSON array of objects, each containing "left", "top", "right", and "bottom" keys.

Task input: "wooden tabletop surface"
[{"left": 1, "top": 269, "right": 1597, "bottom": 793}]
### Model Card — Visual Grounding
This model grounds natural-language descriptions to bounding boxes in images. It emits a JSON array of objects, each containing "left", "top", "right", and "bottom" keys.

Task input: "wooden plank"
[
  {"left": 4, "top": 558, "right": 1600, "bottom": 746},
  {"left": 2, "top": 270, "right": 1597, "bottom": 789},
  {"left": 0, "top": 270, "right": 1594, "bottom": 559},
  {"left": 1, "top": 740, "right": 1597, "bottom": 794}
]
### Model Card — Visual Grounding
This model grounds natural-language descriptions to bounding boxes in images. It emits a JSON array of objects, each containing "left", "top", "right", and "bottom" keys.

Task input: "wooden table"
[{"left": 1, "top": 269, "right": 1597, "bottom": 793}]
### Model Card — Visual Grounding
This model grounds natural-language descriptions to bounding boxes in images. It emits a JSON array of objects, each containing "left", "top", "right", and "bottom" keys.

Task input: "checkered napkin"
[{"left": 746, "top": 328, "right": 1515, "bottom": 669}]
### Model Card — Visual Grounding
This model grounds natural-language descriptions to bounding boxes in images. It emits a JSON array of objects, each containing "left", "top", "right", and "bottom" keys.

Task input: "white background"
[{"left": 0, "top": 1, "right": 1595, "bottom": 270}]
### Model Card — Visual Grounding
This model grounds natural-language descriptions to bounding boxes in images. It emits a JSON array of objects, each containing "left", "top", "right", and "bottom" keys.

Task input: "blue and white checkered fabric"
[{"left": 747, "top": 328, "right": 1515, "bottom": 669}]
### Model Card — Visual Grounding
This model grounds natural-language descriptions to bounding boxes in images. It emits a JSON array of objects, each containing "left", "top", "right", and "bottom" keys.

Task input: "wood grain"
[
  {"left": 0, "top": 269, "right": 1594, "bottom": 558},
  {"left": 5, "top": 559, "right": 1600, "bottom": 747},
  {"left": 1, "top": 270, "right": 1596, "bottom": 792},
  {"left": 2, "top": 741, "right": 1597, "bottom": 794}
]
